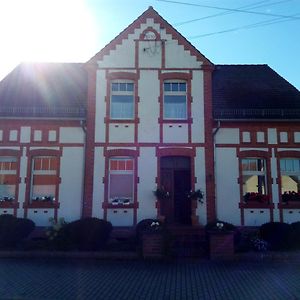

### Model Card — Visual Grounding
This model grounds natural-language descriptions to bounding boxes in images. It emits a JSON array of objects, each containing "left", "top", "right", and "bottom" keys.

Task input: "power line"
[
  {"left": 187, "top": 12, "right": 300, "bottom": 39},
  {"left": 174, "top": 0, "right": 291, "bottom": 26},
  {"left": 157, "top": 0, "right": 300, "bottom": 20}
]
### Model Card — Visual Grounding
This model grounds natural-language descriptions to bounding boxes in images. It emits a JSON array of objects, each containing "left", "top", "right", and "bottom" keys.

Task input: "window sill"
[
  {"left": 278, "top": 202, "right": 300, "bottom": 209},
  {"left": 0, "top": 201, "right": 19, "bottom": 208},
  {"left": 24, "top": 201, "right": 60, "bottom": 208},
  {"left": 239, "top": 202, "right": 274, "bottom": 209},
  {"left": 103, "top": 203, "right": 138, "bottom": 209}
]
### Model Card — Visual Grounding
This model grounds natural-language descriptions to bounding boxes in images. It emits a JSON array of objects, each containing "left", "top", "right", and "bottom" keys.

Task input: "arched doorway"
[{"left": 160, "top": 156, "right": 191, "bottom": 224}]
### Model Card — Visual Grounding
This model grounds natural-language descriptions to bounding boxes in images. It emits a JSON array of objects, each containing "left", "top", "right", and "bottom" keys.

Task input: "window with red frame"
[
  {"left": 280, "top": 158, "right": 300, "bottom": 202},
  {"left": 0, "top": 157, "right": 17, "bottom": 202},
  {"left": 109, "top": 157, "right": 134, "bottom": 205},
  {"left": 31, "top": 156, "right": 58, "bottom": 202},
  {"left": 242, "top": 158, "right": 269, "bottom": 203}
]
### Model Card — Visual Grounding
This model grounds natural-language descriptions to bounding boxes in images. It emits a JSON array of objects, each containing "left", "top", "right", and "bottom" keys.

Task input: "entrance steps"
[{"left": 167, "top": 225, "right": 207, "bottom": 258}]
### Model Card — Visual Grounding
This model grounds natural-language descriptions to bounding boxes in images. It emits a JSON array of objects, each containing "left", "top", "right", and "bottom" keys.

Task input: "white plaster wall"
[
  {"left": 58, "top": 147, "right": 84, "bottom": 222},
  {"left": 139, "top": 41, "right": 161, "bottom": 68},
  {"left": 268, "top": 128, "right": 277, "bottom": 144},
  {"left": 282, "top": 210, "right": 300, "bottom": 223},
  {"left": 59, "top": 127, "right": 84, "bottom": 144},
  {"left": 191, "top": 71, "right": 204, "bottom": 143},
  {"left": 92, "top": 147, "right": 105, "bottom": 219},
  {"left": 165, "top": 42, "right": 202, "bottom": 68},
  {"left": 98, "top": 38, "right": 135, "bottom": 68},
  {"left": 138, "top": 70, "right": 160, "bottom": 143},
  {"left": 0, "top": 209, "right": 14, "bottom": 216},
  {"left": 215, "top": 129, "right": 239, "bottom": 144},
  {"left": 137, "top": 147, "right": 157, "bottom": 222},
  {"left": 27, "top": 209, "right": 55, "bottom": 226},
  {"left": 16, "top": 147, "right": 28, "bottom": 218},
  {"left": 95, "top": 70, "right": 106, "bottom": 143},
  {"left": 107, "top": 209, "right": 134, "bottom": 226},
  {"left": 163, "top": 125, "right": 188, "bottom": 143},
  {"left": 20, "top": 127, "right": 30, "bottom": 143},
  {"left": 271, "top": 149, "right": 280, "bottom": 222},
  {"left": 195, "top": 147, "right": 207, "bottom": 225},
  {"left": 215, "top": 148, "right": 240, "bottom": 225},
  {"left": 244, "top": 209, "right": 271, "bottom": 226},
  {"left": 109, "top": 124, "right": 134, "bottom": 143}
]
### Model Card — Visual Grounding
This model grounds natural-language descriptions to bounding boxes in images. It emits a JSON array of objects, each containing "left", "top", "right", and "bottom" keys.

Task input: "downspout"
[
  {"left": 213, "top": 120, "right": 221, "bottom": 220},
  {"left": 80, "top": 119, "right": 87, "bottom": 219}
]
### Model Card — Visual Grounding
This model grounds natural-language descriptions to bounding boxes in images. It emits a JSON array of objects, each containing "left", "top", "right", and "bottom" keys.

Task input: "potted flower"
[
  {"left": 153, "top": 187, "right": 170, "bottom": 201},
  {"left": 187, "top": 189, "right": 204, "bottom": 203}
]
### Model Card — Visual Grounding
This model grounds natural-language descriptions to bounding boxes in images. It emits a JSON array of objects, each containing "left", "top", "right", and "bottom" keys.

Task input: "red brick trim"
[
  {"left": 139, "top": 27, "right": 161, "bottom": 40},
  {"left": 203, "top": 68, "right": 216, "bottom": 223},
  {"left": 24, "top": 148, "right": 62, "bottom": 220},
  {"left": 276, "top": 150, "right": 300, "bottom": 158},
  {"left": 82, "top": 65, "right": 97, "bottom": 218}
]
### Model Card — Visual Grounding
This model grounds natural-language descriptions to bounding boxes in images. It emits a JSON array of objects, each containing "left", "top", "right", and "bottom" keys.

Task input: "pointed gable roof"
[{"left": 87, "top": 6, "right": 213, "bottom": 67}]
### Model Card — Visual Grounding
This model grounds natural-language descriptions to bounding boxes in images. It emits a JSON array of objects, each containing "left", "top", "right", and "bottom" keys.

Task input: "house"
[{"left": 0, "top": 7, "right": 299, "bottom": 229}]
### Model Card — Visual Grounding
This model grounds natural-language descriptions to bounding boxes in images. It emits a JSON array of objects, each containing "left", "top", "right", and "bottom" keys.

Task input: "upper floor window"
[
  {"left": 109, "top": 157, "right": 134, "bottom": 205},
  {"left": 163, "top": 81, "right": 187, "bottom": 120},
  {"left": 280, "top": 158, "right": 300, "bottom": 202},
  {"left": 111, "top": 81, "right": 134, "bottom": 120},
  {"left": 31, "top": 156, "right": 58, "bottom": 202},
  {"left": 242, "top": 158, "right": 268, "bottom": 202},
  {"left": 0, "top": 157, "right": 17, "bottom": 202}
]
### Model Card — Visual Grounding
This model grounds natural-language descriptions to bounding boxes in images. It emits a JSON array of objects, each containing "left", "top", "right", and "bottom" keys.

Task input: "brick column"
[
  {"left": 82, "top": 64, "right": 97, "bottom": 218},
  {"left": 203, "top": 65, "right": 216, "bottom": 223}
]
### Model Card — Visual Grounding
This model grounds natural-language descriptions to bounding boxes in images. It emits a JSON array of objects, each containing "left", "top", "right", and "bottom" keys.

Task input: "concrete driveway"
[{"left": 0, "top": 258, "right": 299, "bottom": 299}]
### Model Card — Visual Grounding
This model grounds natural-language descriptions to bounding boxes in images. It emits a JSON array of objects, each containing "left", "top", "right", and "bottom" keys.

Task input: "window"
[
  {"left": 163, "top": 81, "right": 187, "bottom": 120},
  {"left": 0, "top": 157, "right": 17, "bottom": 202},
  {"left": 242, "top": 158, "right": 268, "bottom": 202},
  {"left": 110, "top": 82, "right": 134, "bottom": 119},
  {"left": 31, "top": 156, "right": 58, "bottom": 202},
  {"left": 109, "top": 157, "right": 134, "bottom": 205},
  {"left": 280, "top": 158, "right": 300, "bottom": 202}
]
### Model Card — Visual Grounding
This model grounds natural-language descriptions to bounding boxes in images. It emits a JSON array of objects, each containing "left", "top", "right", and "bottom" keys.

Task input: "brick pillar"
[
  {"left": 203, "top": 65, "right": 216, "bottom": 223},
  {"left": 82, "top": 64, "right": 97, "bottom": 218}
]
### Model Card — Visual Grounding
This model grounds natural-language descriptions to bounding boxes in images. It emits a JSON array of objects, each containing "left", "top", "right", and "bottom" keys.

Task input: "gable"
[{"left": 87, "top": 7, "right": 213, "bottom": 69}]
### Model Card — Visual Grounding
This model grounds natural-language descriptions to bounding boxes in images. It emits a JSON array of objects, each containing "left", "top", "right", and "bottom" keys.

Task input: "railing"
[
  {"left": 213, "top": 108, "right": 300, "bottom": 119},
  {"left": 0, "top": 106, "right": 86, "bottom": 118}
]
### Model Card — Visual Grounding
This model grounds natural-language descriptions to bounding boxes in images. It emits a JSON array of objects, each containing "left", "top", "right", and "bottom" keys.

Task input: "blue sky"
[{"left": 0, "top": 0, "right": 299, "bottom": 89}]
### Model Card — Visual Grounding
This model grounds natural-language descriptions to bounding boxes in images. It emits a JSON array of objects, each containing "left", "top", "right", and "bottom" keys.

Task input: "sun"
[{"left": 0, "top": 0, "right": 98, "bottom": 78}]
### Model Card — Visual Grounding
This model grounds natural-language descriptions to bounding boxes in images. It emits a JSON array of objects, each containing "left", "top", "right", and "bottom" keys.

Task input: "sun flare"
[{"left": 0, "top": 0, "right": 98, "bottom": 78}]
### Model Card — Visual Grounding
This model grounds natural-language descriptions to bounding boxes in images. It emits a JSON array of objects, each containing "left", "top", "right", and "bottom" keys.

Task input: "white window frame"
[
  {"left": 280, "top": 158, "right": 300, "bottom": 194},
  {"left": 163, "top": 80, "right": 187, "bottom": 120},
  {"left": 242, "top": 158, "right": 267, "bottom": 195},
  {"left": 108, "top": 157, "right": 134, "bottom": 205},
  {"left": 110, "top": 81, "right": 134, "bottom": 120},
  {"left": 0, "top": 157, "right": 17, "bottom": 201}
]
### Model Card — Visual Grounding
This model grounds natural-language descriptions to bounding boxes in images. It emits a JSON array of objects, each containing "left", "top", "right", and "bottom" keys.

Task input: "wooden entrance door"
[{"left": 160, "top": 156, "right": 191, "bottom": 224}]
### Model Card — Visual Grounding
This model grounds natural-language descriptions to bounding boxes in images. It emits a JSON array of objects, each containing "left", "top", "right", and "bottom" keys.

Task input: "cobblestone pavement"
[{"left": 0, "top": 258, "right": 299, "bottom": 300}]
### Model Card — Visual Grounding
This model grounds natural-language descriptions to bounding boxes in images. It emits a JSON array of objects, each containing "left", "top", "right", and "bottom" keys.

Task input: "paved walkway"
[{"left": 0, "top": 258, "right": 299, "bottom": 300}]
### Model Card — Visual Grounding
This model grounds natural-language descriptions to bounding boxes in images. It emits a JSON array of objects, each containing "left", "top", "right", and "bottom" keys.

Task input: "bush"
[
  {"left": 0, "top": 214, "right": 35, "bottom": 248},
  {"left": 289, "top": 221, "right": 300, "bottom": 249},
  {"left": 61, "top": 218, "right": 112, "bottom": 251},
  {"left": 260, "top": 222, "right": 291, "bottom": 251}
]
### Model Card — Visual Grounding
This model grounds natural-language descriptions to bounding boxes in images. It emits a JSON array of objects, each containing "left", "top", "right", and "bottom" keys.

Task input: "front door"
[{"left": 160, "top": 156, "right": 191, "bottom": 224}]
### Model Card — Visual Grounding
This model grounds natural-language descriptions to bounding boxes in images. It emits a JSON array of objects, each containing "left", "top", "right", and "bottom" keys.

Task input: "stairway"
[{"left": 167, "top": 225, "right": 207, "bottom": 258}]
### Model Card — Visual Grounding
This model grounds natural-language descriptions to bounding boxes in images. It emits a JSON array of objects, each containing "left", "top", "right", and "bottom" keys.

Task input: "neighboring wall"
[
  {"left": 0, "top": 120, "right": 85, "bottom": 226},
  {"left": 215, "top": 123, "right": 300, "bottom": 226}
]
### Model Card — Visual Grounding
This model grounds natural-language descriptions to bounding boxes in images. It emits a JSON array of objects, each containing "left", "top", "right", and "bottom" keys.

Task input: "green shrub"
[
  {"left": 289, "top": 221, "right": 300, "bottom": 249},
  {"left": 260, "top": 222, "right": 291, "bottom": 251},
  {"left": 0, "top": 214, "right": 35, "bottom": 248},
  {"left": 62, "top": 218, "right": 112, "bottom": 251}
]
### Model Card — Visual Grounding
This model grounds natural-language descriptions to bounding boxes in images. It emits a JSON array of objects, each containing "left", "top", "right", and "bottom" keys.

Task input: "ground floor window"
[
  {"left": 0, "top": 157, "right": 17, "bottom": 202},
  {"left": 31, "top": 156, "right": 58, "bottom": 202},
  {"left": 109, "top": 157, "right": 134, "bottom": 205},
  {"left": 242, "top": 158, "right": 269, "bottom": 203},
  {"left": 280, "top": 158, "right": 300, "bottom": 202}
]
